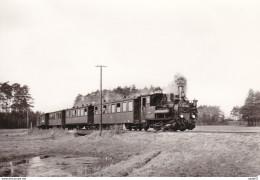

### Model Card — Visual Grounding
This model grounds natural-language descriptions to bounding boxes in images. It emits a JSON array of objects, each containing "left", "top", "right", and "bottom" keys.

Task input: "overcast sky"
[{"left": 1, "top": 0, "right": 260, "bottom": 117}]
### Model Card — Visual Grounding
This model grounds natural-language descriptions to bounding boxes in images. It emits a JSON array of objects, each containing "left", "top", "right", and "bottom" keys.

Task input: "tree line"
[
  {"left": 231, "top": 89, "right": 260, "bottom": 126},
  {"left": 0, "top": 82, "right": 41, "bottom": 129},
  {"left": 197, "top": 105, "right": 225, "bottom": 125},
  {"left": 74, "top": 85, "right": 162, "bottom": 107}
]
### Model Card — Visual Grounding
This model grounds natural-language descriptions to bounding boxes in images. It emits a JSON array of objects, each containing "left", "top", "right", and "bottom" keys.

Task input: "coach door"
[
  {"left": 61, "top": 110, "right": 66, "bottom": 128},
  {"left": 141, "top": 96, "right": 150, "bottom": 120}
]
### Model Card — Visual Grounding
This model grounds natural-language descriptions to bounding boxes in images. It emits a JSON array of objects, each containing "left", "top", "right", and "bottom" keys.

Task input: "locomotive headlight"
[
  {"left": 180, "top": 114, "right": 184, "bottom": 118},
  {"left": 192, "top": 114, "right": 196, "bottom": 119}
]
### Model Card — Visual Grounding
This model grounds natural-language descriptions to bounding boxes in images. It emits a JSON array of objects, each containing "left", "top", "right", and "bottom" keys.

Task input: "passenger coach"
[
  {"left": 48, "top": 110, "right": 65, "bottom": 128},
  {"left": 93, "top": 97, "right": 138, "bottom": 129},
  {"left": 65, "top": 105, "right": 94, "bottom": 130}
]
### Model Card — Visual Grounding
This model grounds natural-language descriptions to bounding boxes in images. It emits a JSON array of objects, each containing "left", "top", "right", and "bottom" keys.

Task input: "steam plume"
[{"left": 165, "top": 73, "right": 188, "bottom": 94}]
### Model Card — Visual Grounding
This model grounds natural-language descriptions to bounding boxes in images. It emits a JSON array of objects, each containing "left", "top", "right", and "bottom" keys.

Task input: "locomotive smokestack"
[
  {"left": 178, "top": 86, "right": 185, "bottom": 98},
  {"left": 175, "top": 74, "right": 187, "bottom": 98}
]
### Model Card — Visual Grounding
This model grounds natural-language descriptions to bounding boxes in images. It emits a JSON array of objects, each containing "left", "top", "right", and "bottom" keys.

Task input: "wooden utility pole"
[{"left": 95, "top": 65, "right": 107, "bottom": 136}]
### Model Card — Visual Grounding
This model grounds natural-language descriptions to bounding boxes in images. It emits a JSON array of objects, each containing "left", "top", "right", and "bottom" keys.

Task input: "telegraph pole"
[{"left": 95, "top": 65, "right": 107, "bottom": 136}]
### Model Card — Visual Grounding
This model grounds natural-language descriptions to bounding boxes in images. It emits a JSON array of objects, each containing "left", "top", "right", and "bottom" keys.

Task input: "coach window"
[
  {"left": 117, "top": 103, "right": 121, "bottom": 112},
  {"left": 111, "top": 104, "right": 115, "bottom": 113},
  {"left": 129, "top": 101, "right": 133, "bottom": 111},
  {"left": 84, "top": 108, "right": 88, "bottom": 116},
  {"left": 103, "top": 105, "right": 107, "bottom": 114},
  {"left": 81, "top": 109, "right": 83, "bottom": 116},
  {"left": 123, "top": 102, "right": 127, "bottom": 112},
  {"left": 95, "top": 106, "right": 98, "bottom": 114},
  {"left": 142, "top": 98, "right": 146, "bottom": 107}
]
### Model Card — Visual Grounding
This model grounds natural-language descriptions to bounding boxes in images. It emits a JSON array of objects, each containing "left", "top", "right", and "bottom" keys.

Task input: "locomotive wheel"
[
  {"left": 154, "top": 127, "right": 161, "bottom": 131},
  {"left": 188, "top": 123, "right": 195, "bottom": 130},
  {"left": 134, "top": 127, "right": 137, "bottom": 131},
  {"left": 162, "top": 127, "right": 168, "bottom": 131},
  {"left": 129, "top": 127, "right": 132, "bottom": 131},
  {"left": 138, "top": 127, "right": 142, "bottom": 131}
]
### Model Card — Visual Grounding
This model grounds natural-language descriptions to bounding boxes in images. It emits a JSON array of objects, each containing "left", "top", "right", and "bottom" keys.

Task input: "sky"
[{"left": 0, "top": 0, "right": 260, "bottom": 117}]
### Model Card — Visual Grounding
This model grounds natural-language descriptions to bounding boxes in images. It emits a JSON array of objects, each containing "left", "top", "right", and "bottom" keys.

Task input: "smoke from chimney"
[{"left": 164, "top": 73, "right": 187, "bottom": 95}]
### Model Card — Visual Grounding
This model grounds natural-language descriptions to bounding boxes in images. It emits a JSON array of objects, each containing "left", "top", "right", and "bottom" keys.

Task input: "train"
[{"left": 36, "top": 85, "right": 198, "bottom": 131}]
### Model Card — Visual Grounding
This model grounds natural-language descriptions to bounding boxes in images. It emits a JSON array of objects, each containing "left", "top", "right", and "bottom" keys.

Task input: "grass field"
[{"left": 0, "top": 125, "right": 259, "bottom": 177}]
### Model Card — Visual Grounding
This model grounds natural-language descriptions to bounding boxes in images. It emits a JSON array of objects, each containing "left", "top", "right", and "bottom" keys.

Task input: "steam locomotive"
[{"left": 37, "top": 85, "right": 198, "bottom": 131}]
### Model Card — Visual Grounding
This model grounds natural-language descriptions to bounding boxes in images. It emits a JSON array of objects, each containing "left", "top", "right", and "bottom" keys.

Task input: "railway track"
[
  {"left": 75, "top": 128, "right": 260, "bottom": 135},
  {"left": 156, "top": 130, "right": 259, "bottom": 134}
]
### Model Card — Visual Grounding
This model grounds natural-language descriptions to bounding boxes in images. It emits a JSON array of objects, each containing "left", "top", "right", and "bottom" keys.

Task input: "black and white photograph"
[{"left": 0, "top": 0, "right": 260, "bottom": 178}]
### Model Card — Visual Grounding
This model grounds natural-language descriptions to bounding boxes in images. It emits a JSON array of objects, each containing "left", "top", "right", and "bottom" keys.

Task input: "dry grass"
[{"left": 0, "top": 126, "right": 259, "bottom": 177}]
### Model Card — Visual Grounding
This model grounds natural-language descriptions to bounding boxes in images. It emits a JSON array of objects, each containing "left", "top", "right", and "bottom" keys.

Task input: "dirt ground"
[{"left": 0, "top": 125, "right": 259, "bottom": 177}]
